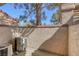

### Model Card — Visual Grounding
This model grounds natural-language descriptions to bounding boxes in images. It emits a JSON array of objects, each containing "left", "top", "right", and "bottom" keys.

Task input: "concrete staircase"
[
  {"left": 26, "top": 10, "right": 79, "bottom": 56},
  {"left": 32, "top": 26, "right": 68, "bottom": 56},
  {"left": 31, "top": 11, "right": 74, "bottom": 56},
  {"left": 25, "top": 11, "right": 73, "bottom": 56},
  {"left": 73, "top": 10, "right": 79, "bottom": 24}
]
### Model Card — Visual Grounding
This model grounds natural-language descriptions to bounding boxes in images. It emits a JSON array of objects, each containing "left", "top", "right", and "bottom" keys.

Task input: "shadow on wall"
[
  {"left": 32, "top": 13, "right": 79, "bottom": 56},
  {"left": 32, "top": 26, "right": 68, "bottom": 56}
]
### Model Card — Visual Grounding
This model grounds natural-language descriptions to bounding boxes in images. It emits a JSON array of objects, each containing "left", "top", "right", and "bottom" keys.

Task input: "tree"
[
  {"left": 14, "top": 3, "right": 61, "bottom": 26},
  {"left": 0, "top": 3, "right": 5, "bottom": 6},
  {"left": 50, "top": 11, "right": 60, "bottom": 25}
]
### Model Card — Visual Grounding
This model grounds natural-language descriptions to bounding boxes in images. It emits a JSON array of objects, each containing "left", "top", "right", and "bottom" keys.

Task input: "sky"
[
  {"left": 0, "top": 3, "right": 24, "bottom": 18},
  {"left": 0, "top": 3, "right": 59, "bottom": 26}
]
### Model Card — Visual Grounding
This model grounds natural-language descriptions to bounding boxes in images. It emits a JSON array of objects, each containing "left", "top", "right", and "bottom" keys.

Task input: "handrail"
[{"left": 0, "top": 24, "right": 68, "bottom": 28}]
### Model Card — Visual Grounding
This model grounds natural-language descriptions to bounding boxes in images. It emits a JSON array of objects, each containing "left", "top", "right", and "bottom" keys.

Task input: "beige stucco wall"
[
  {"left": 69, "top": 24, "right": 79, "bottom": 56},
  {"left": 61, "top": 3, "right": 75, "bottom": 10},
  {"left": 26, "top": 28, "right": 59, "bottom": 55},
  {"left": 0, "top": 27, "right": 12, "bottom": 47},
  {"left": 26, "top": 28, "right": 59, "bottom": 54},
  {"left": 62, "top": 4, "right": 79, "bottom": 56},
  {"left": 33, "top": 26, "right": 68, "bottom": 56},
  {"left": 62, "top": 11, "right": 73, "bottom": 24}
]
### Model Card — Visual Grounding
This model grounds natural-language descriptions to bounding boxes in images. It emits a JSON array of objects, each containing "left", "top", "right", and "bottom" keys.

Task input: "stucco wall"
[
  {"left": 62, "top": 11, "right": 73, "bottom": 24},
  {"left": 27, "top": 28, "right": 59, "bottom": 50},
  {"left": 0, "top": 27, "right": 12, "bottom": 47},
  {"left": 61, "top": 4, "right": 75, "bottom": 10},
  {"left": 33, "top": 26, "right": 68, "bottom": 56},
  {"left": 69, "top": 24, "right": 79, "bottom": 56}
]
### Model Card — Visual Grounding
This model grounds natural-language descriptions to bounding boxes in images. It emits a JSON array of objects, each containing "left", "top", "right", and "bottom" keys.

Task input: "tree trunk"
[{"left": 35, "top": 3, "right": 42, "bottom": 25}]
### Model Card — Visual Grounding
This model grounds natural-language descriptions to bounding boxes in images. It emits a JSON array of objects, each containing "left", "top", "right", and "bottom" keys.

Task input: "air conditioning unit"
[{"left": 0, "top": 44, "right": 13, "bottom": 56}]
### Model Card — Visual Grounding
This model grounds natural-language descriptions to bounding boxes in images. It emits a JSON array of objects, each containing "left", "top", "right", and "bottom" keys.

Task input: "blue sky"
[
  {"left": 0, "top": 3, "right": 59, "bottom": 26},
  {"left": 0, "top": 3, "right": 24, "bottom": 18}
]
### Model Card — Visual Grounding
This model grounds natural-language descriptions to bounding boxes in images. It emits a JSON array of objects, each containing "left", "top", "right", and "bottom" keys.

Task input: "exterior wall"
[
  {"left": 61, "top": 11, "right": 73, "bottom": 24},
  {"left": 0, "top": 10, "right": 18, "bottom": 26},
  {"left": 33, "top": 26, "right": 68, "bottom": 56},
  {"left": 26, "top": 28, "right": 59, "bottom": 55},
  {"left": 61, "top": 3, "right": 79, "bottom": 56},
  {"left": 69, "top": 24, "right": 79, "bottom": 56},
  {"left": 0, "top": 27, "right": 12, "bottom": 47},
  {"left": 61, "top": 3, "right": 75, "bottom": 10}
]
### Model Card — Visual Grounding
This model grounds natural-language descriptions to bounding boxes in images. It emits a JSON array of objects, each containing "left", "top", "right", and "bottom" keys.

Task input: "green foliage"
[
  {"left": 13, "top": 3, "right": 61, "bottom": 25},
  {"left": 52, "top": 12, "right": 60, "bottom": 21},
  {"left": 29, "top": 20, "right": 35, "bottom": 25},
  {"left": 50, "top": 10, "right": 60, "bottom": 24},
  {"left": 46, "top": 3, "right": 61, "bottom": 10}
]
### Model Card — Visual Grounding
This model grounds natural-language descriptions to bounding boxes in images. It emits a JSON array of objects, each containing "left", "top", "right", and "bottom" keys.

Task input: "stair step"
[
  {"left": 74, "top": 9, "right": 79, "bottom": 12},
  {"left": 73, "top": 14, "right": 79, "bottom": 17},
  {"left": 74, "top": 12, "right": 79, "bottom": 14},
  {"left": 73, "top": 17, "right": 79, "bottom": 19},
  {"left": 32, "top": 50, "right": 61, "bottom": 56},
  {"left": 74, "top": 13, "right": 79, "bottom": 16}
]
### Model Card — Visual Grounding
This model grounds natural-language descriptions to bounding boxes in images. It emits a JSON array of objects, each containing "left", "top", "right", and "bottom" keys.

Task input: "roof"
[{"left": 0, "top": 10, "right": 19, "bottom": 25}]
